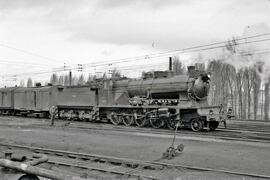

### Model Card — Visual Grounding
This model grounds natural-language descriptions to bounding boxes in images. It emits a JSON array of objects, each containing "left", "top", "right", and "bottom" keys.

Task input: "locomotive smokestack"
[{"left": 169, "top": 57, "right": 172, "bottom": 71}]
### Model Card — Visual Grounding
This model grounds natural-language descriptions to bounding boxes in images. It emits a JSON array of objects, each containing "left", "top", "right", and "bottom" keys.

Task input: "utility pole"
[
  {"left": 69, "top": 71, "right": 72, "bottom": 86},
  {"left": 64, "top": 62, "right": 72, "bottom": 86},
  {"left": 261, "top": 85, "right": 264, "bottom": 120},
  {"left": 169, "top": 57, "right": 172, "bottom": 71}
]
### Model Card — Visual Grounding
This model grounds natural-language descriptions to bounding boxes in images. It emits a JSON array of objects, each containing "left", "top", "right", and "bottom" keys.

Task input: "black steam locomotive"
[{"left": 0, "top": 66, "right": 225, "bottom": 131}]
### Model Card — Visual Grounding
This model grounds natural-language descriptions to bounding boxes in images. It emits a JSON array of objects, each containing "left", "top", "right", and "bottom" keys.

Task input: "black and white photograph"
[{"left": 0, "top": 0, "right": 270, "bottom": 179}]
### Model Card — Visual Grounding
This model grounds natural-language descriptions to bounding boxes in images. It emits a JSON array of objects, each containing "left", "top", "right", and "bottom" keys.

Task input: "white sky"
[{"left": 0, "top": 0, "right": 270, "bottom": 86}]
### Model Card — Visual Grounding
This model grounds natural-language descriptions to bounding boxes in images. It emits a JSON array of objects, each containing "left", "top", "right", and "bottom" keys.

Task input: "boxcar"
[
  {"left": 13, "top": 86, "right": 53, "bottom": 116},
  {"left": 0, "top": 87, "right": 18, "bottom": 115},
  {"left": 12, "top": 85, "right": 96, "bottom": 118}
]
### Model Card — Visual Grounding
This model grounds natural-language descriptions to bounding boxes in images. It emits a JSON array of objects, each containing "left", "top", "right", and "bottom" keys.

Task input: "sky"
[{"left": 0, "top": 0, "right": 270, "bottom": 86}]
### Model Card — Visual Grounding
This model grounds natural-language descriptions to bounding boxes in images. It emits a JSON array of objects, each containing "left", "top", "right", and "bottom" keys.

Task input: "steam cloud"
[
  {"left": 236, "top": 23, "right": 270, "bottom": 83},
  {"left": 189, "top": 23, "right": 270, "bottom": 84}
]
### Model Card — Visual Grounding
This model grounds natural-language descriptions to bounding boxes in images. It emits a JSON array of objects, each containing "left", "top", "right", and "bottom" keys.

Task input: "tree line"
[
  {"left": 207, "top": 60, "right": 267, "bottom": 120},
  {"left": 207, "top": 38, "right": 269, "bottom": 121},
  {"left": 23, "top": 68, "right": 122, "bottom": 87}
]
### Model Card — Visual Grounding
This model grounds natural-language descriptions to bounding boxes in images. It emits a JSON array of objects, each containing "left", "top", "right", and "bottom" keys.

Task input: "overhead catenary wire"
[
  {"left": 5, "top": 32, "right": 270, "bottom": 73},
  {"left": 80, "top": 32, "right": 270, "bottom": 67},
  {"left": 7, "top": 47, "right": 270, "bottom": 79},
  {"left": 0, "top": 60, "right": 63, "bottom": 68},
  {"left": 53, "top": 36, "right": 270, "bottom": 71},
  {"left": 0, "top": 42, "right": 66, "bottom": 65},
  {"left": 6, "top": 40, "right": 270, "bottom": 78},
  {"left": 4, "top": 33, "right": 270, "bottom": 78}
]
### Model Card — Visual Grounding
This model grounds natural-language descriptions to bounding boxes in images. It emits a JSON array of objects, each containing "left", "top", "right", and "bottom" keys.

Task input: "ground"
[{"left": 0, "top": 117, "right": 269, "bottom": 179}]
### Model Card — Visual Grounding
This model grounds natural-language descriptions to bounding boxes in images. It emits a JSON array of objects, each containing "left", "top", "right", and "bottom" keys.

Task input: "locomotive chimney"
[{"left": 169, "top": 57, "right": 172, "bottom": 71}]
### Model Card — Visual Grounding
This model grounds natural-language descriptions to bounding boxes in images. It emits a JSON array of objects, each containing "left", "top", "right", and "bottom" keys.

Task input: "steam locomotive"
[{"left": 0, "top": 66, "right": 224, "bottom": 131}]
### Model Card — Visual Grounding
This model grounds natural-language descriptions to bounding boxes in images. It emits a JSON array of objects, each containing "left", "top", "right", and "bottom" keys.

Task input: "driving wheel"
[{"left": 190, "top": 118, "right": 203, "bottom": 132}]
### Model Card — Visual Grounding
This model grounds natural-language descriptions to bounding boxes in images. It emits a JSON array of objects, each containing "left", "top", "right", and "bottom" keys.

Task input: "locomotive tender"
[{"left": 0, "top": 66, "right": 224, "bottom": 131}]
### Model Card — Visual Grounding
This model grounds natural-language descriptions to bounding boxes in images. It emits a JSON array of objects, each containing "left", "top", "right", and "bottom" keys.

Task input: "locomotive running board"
[{"left": 57, "top": 105, "right": 94, "bottom": 110}]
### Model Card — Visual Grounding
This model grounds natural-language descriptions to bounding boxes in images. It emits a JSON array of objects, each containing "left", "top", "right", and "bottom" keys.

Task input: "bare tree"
[
  {"left": 207, "top": 60, "right": 233, "bottom": 106},
  {"left": 264, "top": 78, "right": 270, "bottom": 120},
  {"left": 50, "top": 73, "right": 58, "bottom": 85},
  {"left": 111, "top": 68, "right": 121, "bottom": 78},
  {"left": 19, "top": 80, "right": 25, "bottom": 87},
  {"left": 78, "top": 74, "right": 85, "bottom": 85},
  {"left": 219, "top": 63, "right": 237, "bottom": 113},
  {"left": 102, "top": 72, "right": 107, "bottom": 79},
  {"left": 86, "top": 74, "right": 92, "bottom": 83},
  {"left": 236, "top": 69, "right": 245, "bottom": 119},
  {"left": 58, "top": 74, "right": 64, "bottom": 85},
  {"left": 72, "top": 76, "right": 78, "bottom": 85},
  {"left": 243, "top": 68, "right": 255, "bottom": 120},
  {"left": 64, "top": 75, "right": 69, "bottom": 86},
  {"left": 172, "top": 57, "right": 185, "bottom": 75},
  {"left": 27, "top": 78, "right": 33, "bottom": 87},
  {"left": 253, "top": 70, "right": 261, "bottom": 120}
]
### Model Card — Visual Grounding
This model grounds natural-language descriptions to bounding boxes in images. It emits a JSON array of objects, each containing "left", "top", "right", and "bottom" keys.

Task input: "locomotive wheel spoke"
[
  {"left": 190, "top": 118, "right": 203, "bottom": 132},
  {"left": 167, "top": 119, "right": 177, "bottom": 130},
  {"left": 109, "top": 113, "right": 122, "bottom": 125},
  {"left": 122, "top": 115, "right": 134, "bottom": 126},
  {"left": 150, "top": 117, "right": 164, "bottom": 129},
  {"left": 134, "top": 116, "right": 149, "bottom": 127}
]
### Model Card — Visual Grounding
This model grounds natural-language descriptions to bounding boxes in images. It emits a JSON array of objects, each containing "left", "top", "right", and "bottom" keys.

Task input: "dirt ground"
[{"left": 0, "top": 117, "right": 269, "bottom": 179}]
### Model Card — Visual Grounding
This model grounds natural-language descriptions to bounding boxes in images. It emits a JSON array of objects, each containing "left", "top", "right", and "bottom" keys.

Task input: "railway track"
[
  {"left": 0, "top": 116, "right": 270, "bottom": 147},
  {"left": 0, "top": 143, "right": 270, "bottom": 179},
  {"left": 34, "top": 120, "right": 270, "bottom": 143},
  {"left": 1, "top": 115, "right": 270, "bottom": 144},
  {"left": 0, "top": 143, "right": 163, "bottom": 180}
]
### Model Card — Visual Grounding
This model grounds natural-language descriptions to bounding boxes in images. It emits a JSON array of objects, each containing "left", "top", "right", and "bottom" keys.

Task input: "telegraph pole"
[
  {"left": 64, "top": 62, "right": 72, "bottom": 86},
  {"left": 69, "top": 71, "right": 72, "bottom": 86},
  {"left": 169, "top": 57, "right": 172, "bottom": 71}
]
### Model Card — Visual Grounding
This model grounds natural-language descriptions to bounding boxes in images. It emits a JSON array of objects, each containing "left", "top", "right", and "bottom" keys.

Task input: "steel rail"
[
  {"left": 0, "top": 143, "right": 163, "bottom": 180},
  {"left": 0, "top": 143, "right": 270, "bottom": 179},
  {"left": 1, "top": 116, "right": 270, "bottom": 146},
  {"left": 46, "top": 159, "right": 162, "bottom": 180},
  {"left": 1, "top": 119, "right": 270, "bottom": 144},
  {"left": 149, "top": 162, "right": 270, "bottom": 179},
  {"left": 30, "top": 122, "right": 270, "bottom": 143},
  {"left": 2, "top": 115, "right": 270, "bottom": 135},
  {"left": 5, "top": 114, "right": 270, "bottom": 133}
]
